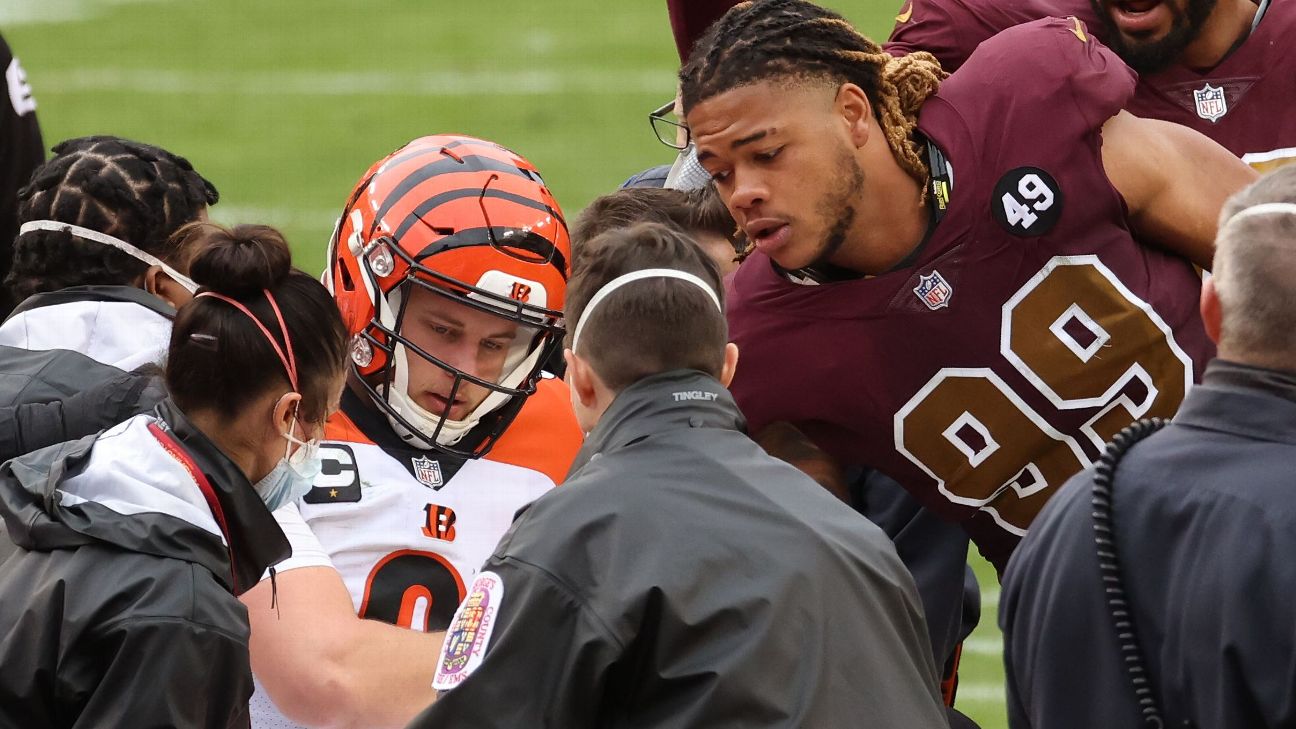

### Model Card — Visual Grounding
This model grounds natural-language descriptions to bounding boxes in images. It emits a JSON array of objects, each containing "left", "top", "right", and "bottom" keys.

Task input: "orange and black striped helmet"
[{"left": 325, "top": 135, "right": 570, "bottom": 458}]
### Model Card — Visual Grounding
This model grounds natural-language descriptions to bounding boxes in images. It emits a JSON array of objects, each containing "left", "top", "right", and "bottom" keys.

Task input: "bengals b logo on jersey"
[{"left": 423, "top": 504, "right": 458, "bottom": 542}]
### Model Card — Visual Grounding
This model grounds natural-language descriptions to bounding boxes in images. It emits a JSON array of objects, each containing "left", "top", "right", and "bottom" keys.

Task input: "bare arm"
[
  {"left": 752, "top": 421, "right": 851, "bottom": 503},
  {"left": 1101, "top": 110, "right": 1258, "bottom": 270},
  {"left": 242, "top": 567, "right": 443, "bottom": 729}
]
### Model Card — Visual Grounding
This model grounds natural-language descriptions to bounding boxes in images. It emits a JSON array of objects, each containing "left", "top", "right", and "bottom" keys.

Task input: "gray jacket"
[
  {"left": 412, "top": 370, "right": 949, "bottom": 729},
  {"left": 1001, "top": 359, "right": 1296, "bottom": 729},
  {"left": 0, "top": 400, "right": 289, "bottom": 729},
  {"left": 0, "top": 285, "right": 172, "bottom": 461}
]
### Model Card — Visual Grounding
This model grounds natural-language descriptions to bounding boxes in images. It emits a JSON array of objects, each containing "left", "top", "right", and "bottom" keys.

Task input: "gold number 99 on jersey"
[{"left": 895, "top": 256, "right": 1194, "bottom": 534}]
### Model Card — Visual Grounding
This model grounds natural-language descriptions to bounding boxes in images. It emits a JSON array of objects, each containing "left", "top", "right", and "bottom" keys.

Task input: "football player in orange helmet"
[
  {"left": 327, "top": 134, "right": 570, "bottom": 456},
  {"left": 242, "top": 136, "right": 582, "bottom": 729}
]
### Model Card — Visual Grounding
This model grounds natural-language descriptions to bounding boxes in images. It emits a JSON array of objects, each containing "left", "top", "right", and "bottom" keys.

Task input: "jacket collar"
[
  {"left": 0, "top": 402, "right": 290, "bottom": 596},
  {"left": 569, "top": 369, "right": 745, "bottom": 477},
  {"left": 1173, "top": 359, "right": 1296, "bottom": 446},
  {"left": 0, "top": 285, "right": 176, "bottom": 371},
  {"left": 154, "top": 400, "right": 291, "bottom": 594},
  {"left": 8, "top": 285, "right": 176, "bottom": 320}
]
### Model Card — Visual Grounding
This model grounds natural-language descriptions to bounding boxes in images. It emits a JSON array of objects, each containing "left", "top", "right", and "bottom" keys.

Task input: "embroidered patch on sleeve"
[{"left": 432, "top": 570, "right": 505, "bottom": 691}]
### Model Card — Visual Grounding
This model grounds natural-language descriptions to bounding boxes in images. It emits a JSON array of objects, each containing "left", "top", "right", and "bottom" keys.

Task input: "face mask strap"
[
  {"left": 282, "top": 413, "right": 320, "bottom": 463},
  {"left": 19, "top": 219, "right": 200, "bottom": 293}
]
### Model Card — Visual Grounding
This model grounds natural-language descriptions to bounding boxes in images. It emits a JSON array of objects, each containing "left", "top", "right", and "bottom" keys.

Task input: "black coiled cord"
[{"left": 1092, "top": 417, "right": 1169, "bottom": 729}]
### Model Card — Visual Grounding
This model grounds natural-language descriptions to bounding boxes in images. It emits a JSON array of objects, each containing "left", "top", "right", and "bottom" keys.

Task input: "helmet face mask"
[{"left": 329, "top": 136, "right": 570, "bottom": 458}]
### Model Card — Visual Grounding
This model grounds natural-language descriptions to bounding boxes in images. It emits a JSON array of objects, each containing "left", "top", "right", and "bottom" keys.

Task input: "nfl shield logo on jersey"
[
  {"left": 411, "top": 455, "right": 444, "bottom": 489},
  {"left": 1193, "top": 83, "right": 1228, "bottom": 123},
  {"left": 913, "top": 270, "right": 953, "bottom": 310}
]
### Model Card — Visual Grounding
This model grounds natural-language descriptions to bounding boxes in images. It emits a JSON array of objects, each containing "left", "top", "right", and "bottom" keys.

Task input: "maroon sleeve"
[
  {"left": 935, "top": 16, "right": 1136, "bottom": 139},
  {"left": 885, "top": 0, "right": 972, "bottom": 69},
  {"left": 885, "top": 0, "right": 1106, "bottom": 74},
  {"left": 667, "top": 0, "right": 743, "bottom": 63}
]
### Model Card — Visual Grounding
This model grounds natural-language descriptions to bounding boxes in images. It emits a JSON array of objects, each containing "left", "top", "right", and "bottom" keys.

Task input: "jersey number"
[
  {"left": 895, "top": 257, "right": 1193, "bottom": 534},
  {"left": 1000, "top": 173, "right": 1054, "bottom": 230},
  {"left": 358, "top": 550, "right": 466, "bottom": 632}
]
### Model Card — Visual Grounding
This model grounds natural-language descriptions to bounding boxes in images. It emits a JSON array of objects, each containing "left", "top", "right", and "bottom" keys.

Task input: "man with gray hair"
[{"left": 999, "top": 164, "right": 1296, "bottom": 728}]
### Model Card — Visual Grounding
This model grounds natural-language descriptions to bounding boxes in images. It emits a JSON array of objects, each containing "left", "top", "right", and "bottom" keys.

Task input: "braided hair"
[
  {"left": 6, "top": 135, "right": 219, "bottom": 303},
  {"left": 679, "top": 0, "right": 945, "bottom": 189}
]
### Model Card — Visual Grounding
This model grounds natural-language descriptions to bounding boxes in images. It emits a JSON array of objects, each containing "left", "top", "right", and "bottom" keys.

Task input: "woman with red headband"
[{"left": 0, "top": 222, "right": 350, "bottom": 729}]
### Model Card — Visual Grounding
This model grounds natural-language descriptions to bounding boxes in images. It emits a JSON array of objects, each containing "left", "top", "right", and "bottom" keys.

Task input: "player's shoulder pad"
[
  {"left": 486, "top": 376, "right": 583, "bottom": 486},
  {"left": 949, "top": 16, "right": 1136, "bottom": 132}
]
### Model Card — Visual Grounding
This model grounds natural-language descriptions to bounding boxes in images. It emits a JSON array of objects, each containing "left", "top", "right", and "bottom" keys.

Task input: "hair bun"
[{"left": 181, "top": 222, "right": 293, "bottom": 297}]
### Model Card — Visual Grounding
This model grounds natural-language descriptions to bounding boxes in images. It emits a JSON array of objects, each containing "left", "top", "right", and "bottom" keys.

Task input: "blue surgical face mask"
[{"left": 254, "top": 416, "right": 322, "bottom": 512}]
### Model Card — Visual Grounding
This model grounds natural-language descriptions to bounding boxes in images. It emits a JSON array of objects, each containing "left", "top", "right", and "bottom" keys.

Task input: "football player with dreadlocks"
[
  {"left": 0, "top": 136, "right": 216, "bottom": 465},
  {"left": 244, "top": 135, "right": 580, "bottom": 729},
  {"left": 682, "top": 0, "right": 1254, "bottom": 573}
]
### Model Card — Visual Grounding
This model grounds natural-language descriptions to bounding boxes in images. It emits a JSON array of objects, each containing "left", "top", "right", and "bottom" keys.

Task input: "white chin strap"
[
  {"left": 19, "top": 220, "right": 199, "bottom": 293},
  {"left": 374, "top": 286, "right": 547, "bottom": 450},
  {"left": 384, "top": 344, "right": 544, "bottom": 449},
  {"left": 571, "top": 268, "right": 722, "bottom": 352}
]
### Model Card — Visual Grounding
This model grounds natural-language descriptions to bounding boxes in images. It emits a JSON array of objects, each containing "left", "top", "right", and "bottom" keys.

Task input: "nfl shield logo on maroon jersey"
[
  {"left": 1193, "top": 83, "right": 1228, "bottom": 123},
  {"left": 913, "top": 270, "right": 953, "bottom": 310},
  {"left": 411, "top": 455, "right": 444, "bottom": 489}
]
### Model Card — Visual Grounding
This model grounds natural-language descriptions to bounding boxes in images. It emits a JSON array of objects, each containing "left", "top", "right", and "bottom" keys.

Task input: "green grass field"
[{"left": 5, "top": 1, "right": 1007, "bottom": 726}]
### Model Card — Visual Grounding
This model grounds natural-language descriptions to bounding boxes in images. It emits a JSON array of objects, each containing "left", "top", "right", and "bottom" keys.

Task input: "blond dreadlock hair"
[{"left": 679, "top": 0, "right": 946, "bottom": 190}]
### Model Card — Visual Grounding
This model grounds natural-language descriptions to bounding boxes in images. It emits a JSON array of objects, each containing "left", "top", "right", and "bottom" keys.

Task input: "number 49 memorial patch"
[{"left": 432, "top": 571, "right": 505, "bottom": 691}]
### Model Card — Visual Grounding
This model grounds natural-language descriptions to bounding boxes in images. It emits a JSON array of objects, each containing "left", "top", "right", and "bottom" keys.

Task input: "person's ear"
[
  {"left": 719, "top": 342, "right": 740, "bottom": 388},
  {"left": 271, "top": 391, "right": 304, "bottom": 436},
  {"left": 836, "top": 83, "right": 873, "bottom": 149},
  {"left": 1200, "top": 275, "right": 1222, "bottom": 345},
  {"left": 564, "top": 349, "right": 599, "bottom": 409},
  {"left": 143, "top": 265, "right": 194, "bottom": 309}
]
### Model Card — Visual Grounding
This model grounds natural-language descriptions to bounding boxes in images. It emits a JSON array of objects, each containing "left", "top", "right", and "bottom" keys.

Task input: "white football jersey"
[{"left": 249, "top": 379, "right": 581, "bottom": 729}]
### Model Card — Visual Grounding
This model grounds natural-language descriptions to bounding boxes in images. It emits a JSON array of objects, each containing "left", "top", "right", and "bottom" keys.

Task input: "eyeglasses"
[{"left": 649, "top": 100, "right": 690, "bottom": 150}]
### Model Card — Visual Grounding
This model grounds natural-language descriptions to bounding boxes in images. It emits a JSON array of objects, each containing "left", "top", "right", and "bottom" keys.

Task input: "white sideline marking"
[
  {"left": 0, "top": 0, "right": 169, "bottom": 26},
  {"left": 963, "top": 636, "right": 1003, "bottom": 657},
  {"left": 210, "top": 206, "right": 338, "bottom": 230},
  {"left": 982, "top": 586, "right": 999, "bottom": 611},
  {"left": 956, "top": 682, "right": 1007, "bottom": 703},
  {"left": 35, "top": 68, "right": 674, "bottom": 97}
]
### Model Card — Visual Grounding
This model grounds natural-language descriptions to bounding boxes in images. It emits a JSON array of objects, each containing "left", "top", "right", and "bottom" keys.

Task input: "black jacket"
[
  {"left": 0, "top": 400, "right": 290, "bottom": 729},
  {"left": 0, "top": 288, "right": 172, "bottom": 561},
  {"left": 412, "top": 370, "right": 949, "bottom": 729},
  {"left": 0, "top": 285, "right": 175, "bottom": 460},
  {"left": 0, "top": 345, "right": 165, "bottom": 464},
  {"left": 1001, "top": 360, "right": 1296, "bottom": 729}
]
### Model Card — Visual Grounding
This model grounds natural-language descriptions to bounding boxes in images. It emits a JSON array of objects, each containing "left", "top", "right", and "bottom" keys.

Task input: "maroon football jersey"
[
  {"left": 667, "top": 0, "right": 742, "bottom": 62},
  {"left": 727, "top": 18, "right": 1214, "bottom": 572},
  {"left": 1126, "top": 0, "right": 1296, "bottom": 168},
  {"left": 885, "top": 0, "right": 1101, "bottom": 71},
  {"left": 887, "top": 0, "right": 1296, "bottom": 168}
]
